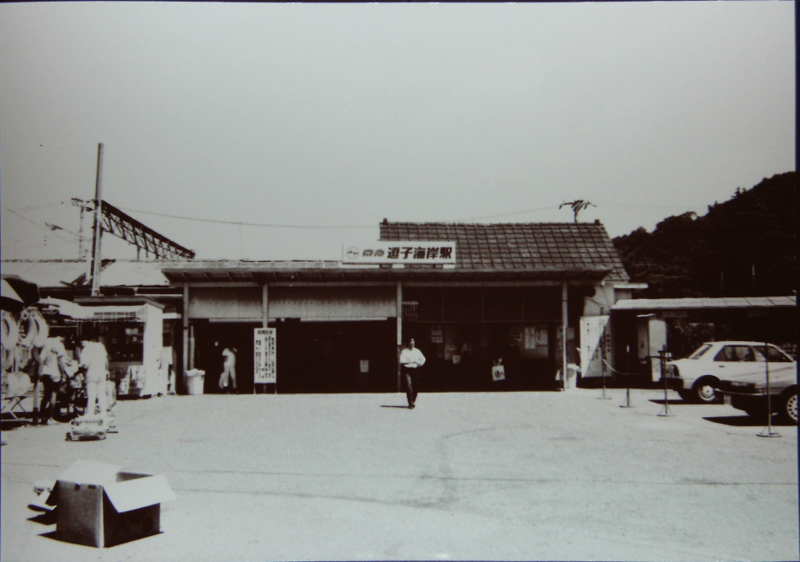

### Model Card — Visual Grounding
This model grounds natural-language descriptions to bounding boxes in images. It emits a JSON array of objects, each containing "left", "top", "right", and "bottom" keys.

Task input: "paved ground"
[{"left": 1, "top": 388, "right": 798, "bottom": 562}]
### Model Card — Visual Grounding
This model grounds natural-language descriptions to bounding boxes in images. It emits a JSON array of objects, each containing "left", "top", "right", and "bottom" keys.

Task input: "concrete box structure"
[{"left": 46, "top": 459, "right": 176, "bottom": 548}]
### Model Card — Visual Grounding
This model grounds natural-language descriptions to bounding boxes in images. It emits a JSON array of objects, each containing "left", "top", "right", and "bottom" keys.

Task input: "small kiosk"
[{"left": 44, "top": 297, "right": 169, "bottom": 399}]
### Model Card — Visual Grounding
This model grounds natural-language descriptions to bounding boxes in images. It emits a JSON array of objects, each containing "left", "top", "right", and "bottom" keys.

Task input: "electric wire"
[
  {"left": 116, "top": 207, "right": 377, "bottom": 229},
  {"left": 1, "top": 205, "right": 82, "bottom": 249},
  {"left": 4, "top": 197, "right": 711, "bottom": 242},
  {"left": 117, "top": 204, "right": 566, "bottom": 229},
  {"left": 460, "top": 204, "right": 560, "bottom": 221}
]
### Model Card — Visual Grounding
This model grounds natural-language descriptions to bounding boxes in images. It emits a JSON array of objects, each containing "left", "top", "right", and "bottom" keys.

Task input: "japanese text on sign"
[
  {"left": 342, "top": 241, "right": 456, "bottom": 265},
  {"left": 254, "top": 328, "right": 276, "bottom": 384}
]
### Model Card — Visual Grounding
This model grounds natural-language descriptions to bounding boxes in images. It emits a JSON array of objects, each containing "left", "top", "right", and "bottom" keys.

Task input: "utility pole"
[{"left": 90, "top": 143, "right": 104, "bottom": 296}]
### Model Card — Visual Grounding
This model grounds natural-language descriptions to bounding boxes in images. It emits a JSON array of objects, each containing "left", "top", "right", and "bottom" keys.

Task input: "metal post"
[
  {"left": 90, "top": 143, "right": 104, "bottom": 296},
  {"left": 758, "top": 342, "right": 780, "bottom": 438},
  {"left": 620, "top": 344, "right": 634, "bottom": 408},
  {"left": 658, "top": 347, "right": 674, "bottom": 417}
]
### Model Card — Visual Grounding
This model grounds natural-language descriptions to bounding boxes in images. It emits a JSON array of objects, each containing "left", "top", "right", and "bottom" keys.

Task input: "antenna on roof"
[{"left": 559, "top": 200, "right": 595, "bottom": 223}]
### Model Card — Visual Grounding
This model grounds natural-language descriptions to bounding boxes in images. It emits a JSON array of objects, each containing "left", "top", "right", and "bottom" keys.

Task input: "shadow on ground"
[{"left": 704, "top": 415, "right": 797, "bottom": 428}]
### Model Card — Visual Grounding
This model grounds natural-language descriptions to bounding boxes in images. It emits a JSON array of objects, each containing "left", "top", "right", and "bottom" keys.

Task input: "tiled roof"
[{"left": 380, "top": 221, "right": 629, "bottom": 281}]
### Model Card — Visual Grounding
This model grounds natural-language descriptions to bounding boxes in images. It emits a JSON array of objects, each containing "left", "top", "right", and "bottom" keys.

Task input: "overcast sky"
[{"left": 0, "top": 2, "right": 795, "bottom": 262}]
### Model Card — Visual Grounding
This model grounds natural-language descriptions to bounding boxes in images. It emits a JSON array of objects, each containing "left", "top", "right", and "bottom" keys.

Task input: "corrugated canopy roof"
[{"left": 612, "top": 296, "right": 797, "bottom": 311}]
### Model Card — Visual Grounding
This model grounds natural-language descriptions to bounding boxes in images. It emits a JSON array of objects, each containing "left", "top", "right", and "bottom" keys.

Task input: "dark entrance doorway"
[
  {"left": 193, "top": 321, "right": 261, "bottom": 394},
  {"left": 276, "top": 319, "right": 396, "bottom": 394}
]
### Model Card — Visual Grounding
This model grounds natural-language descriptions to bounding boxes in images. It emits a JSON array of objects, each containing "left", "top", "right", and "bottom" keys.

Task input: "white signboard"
[
  {"left": 342, "top": 241, "right": 456, "bottom": 265},
  {"left": 254, "top": 328, "right": 276, "bottom": 384},
  {"left": 580, "top": 316, "right": 610, "bottom": 378}
]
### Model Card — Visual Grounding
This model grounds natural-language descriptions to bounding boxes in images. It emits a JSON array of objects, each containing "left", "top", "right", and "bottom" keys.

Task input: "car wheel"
[
  {"left": 693, "top": 378, "right": 719, "bottom": 404},
  {"left": 779, "top": 390, "right": 798, "bottom": 425}
]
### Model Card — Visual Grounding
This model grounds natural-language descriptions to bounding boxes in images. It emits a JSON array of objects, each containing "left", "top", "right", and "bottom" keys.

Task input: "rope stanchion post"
[
  {"left": 758, "top": 342, "right": 780, "bottom": 438},
  {"left": 620, "top": 386, "right": 634, "bottom": 408},
  {"left": 657, "top": 347, "right": 675, "bottom": 417},
  {"left": 601, "top": 349, "right": 649, "bottom": 409},
  {"left": 620, "top": 345, "right": 634, "bottom": 408}
]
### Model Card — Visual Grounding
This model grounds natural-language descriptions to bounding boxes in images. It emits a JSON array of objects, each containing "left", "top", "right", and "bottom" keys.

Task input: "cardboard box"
[
  {"left": 46, "top": 460, "right": 176, "bottom": 548},
  {"left": 66, "top": 416, "right": 109, "bottom": 441}
]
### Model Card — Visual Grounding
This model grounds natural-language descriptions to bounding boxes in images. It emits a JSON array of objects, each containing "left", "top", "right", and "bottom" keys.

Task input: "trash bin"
[{"left": 186, "top": 370, "right": 205, "bottom": 395}]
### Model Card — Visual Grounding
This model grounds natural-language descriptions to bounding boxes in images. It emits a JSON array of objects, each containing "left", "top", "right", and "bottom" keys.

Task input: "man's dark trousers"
[{"left": 403, "top": 365, "right": 421, "bottom": 408}]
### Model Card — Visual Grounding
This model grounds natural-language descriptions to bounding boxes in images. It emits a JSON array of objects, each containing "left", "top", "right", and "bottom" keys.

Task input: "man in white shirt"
[
  {"left": 399, "top": 338, "right": 426, "bottom": 409},
  {"left": 36, "top": 335, "right": 68, "bottom": 425},
  {"left": 79, "top": 340, "right": 109, "bottom": 418},
  {"left": 219, "top": 347, "right": 237, "bottom": 394}
]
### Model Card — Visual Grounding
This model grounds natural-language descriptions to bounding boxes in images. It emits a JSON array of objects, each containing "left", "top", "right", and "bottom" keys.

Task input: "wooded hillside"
[{"left": 613, "top": 172, "right": 797, "bottom": 298}]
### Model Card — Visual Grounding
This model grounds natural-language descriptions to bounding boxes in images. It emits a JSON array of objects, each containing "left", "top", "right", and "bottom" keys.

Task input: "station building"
[{"left": 160, "top": 220, "right": 640, "bottom": 394}]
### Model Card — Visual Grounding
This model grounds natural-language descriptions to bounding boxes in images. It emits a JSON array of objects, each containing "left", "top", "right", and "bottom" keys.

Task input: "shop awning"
[{"left": 40, "top": 297, "right": 148, "bottom": 322}]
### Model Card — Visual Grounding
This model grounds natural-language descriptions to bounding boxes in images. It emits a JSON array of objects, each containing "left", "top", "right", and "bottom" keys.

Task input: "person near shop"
[
  {"left": 400, "top": 338, "right": 426, "bottom": 409},
  {"left": 35, "top": 335, "right": 69, "bottom": 425},
  {"left": 79, "top": 340, "right": 109, "bottom": 418},
  {"left": 219, "top": 347, "right": 237, "bottom": 394}
]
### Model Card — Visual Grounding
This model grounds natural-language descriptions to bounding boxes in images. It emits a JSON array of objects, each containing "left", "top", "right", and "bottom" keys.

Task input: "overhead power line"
[
  {"left": 118, "top": 206, "right": 378, "bottom": 229},
  {"left": 1, "top": 204, "right": 83, "bottom": 250},
  {"left": 119, "top": 204, "right": 567, "bottom": 229},
  {"left": 462, "top": 205, "right": 560, "bottom": 221}
]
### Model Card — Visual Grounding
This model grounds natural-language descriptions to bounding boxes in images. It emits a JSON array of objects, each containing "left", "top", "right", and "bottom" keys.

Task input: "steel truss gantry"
[{"left": 72, "top": 198, "right": 195, "bottom": 260}]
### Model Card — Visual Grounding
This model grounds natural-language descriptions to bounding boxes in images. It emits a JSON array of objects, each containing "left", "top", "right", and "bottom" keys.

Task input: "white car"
[{"left": 664, "top": 341, "right": 797, "bottom": 406}]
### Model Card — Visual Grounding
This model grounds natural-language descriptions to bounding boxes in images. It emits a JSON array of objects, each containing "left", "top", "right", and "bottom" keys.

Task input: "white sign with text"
[
  {"left": 342, "top": 241, "right": 456, "bottom": 265},
  {"left": 254, "top": 328, "right": 276, "bottom": 384}
]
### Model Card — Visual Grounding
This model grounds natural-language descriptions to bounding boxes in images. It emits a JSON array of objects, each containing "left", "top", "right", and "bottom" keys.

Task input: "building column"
[
  {"left": 268, "top": 283, "right": 269, "bottom": 328},
  {"left": 396, "top": 281, "right": 403, "bottom": 391},
  {"left": 561, "top": 282, "right": 569, "bottom": 390},
  {"left": 182, "top": 282, "right": 190, "bottom": 394}
]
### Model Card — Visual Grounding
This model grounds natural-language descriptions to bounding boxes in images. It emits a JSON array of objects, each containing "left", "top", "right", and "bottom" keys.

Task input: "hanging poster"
[
  {"left": 579, "top": 316, "right": 610, "bottom": 379},
  {"left": 254, "top": 328, "right": 276, "bottom": 384}
]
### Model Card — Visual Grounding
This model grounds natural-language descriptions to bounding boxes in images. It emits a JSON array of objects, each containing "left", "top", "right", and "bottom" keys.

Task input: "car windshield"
[{"left": 687, "top": 344, "right": 713, "bottom": 359}]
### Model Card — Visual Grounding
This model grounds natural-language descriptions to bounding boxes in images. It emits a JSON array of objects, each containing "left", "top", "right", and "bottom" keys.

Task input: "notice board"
[{"left": 254, "top": 328, "right": 276, "bottom": 384}]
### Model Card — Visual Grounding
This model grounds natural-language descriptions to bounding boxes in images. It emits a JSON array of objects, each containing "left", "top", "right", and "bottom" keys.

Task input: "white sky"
[{"left": 0, "top": 2, "right": 795, "bottom": 262}]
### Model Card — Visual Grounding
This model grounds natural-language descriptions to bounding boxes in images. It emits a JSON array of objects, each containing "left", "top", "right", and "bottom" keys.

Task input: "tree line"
[{"left": 613, "top": 172, "right": 797, "bottom": 299}]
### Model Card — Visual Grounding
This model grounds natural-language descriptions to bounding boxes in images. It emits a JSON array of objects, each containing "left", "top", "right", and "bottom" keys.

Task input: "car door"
[
  {"left": 712, "top": 344, "right": 762, "bottom": 381},
  {"left": 756, "top": 345, "right": 797, "bottom": 391}
]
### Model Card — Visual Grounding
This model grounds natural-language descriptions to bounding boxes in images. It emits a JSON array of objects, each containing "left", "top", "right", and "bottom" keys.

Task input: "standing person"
[
  {"left": 219, "top": 347, "right": 237, "bottom": 394},
  {"left": 400, "top": 338, "right": 426, "bottom": 409},
  {"left": 79, "top": 340, "right": 109, "bottom": 418},
  {"left": 35, "top": 335, "right": 68, "bottom": 425}
]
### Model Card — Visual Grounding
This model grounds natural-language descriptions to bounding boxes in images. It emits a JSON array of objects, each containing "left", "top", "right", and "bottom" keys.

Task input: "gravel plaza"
[{"left": 1, "top": 388, "right": 798, "bottom": 562}]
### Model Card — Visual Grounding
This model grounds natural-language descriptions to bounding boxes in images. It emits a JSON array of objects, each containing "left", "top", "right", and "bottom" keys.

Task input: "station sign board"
[
  {"left": 254, "top": 328, "right": 276, "bottom": 384},
  {"left": 342, "top": 241, "right": 456, "bottom": 265}
]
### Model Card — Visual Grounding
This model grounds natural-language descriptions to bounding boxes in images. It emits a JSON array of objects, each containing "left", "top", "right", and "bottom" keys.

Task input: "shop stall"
[{"left": 42, "top": 297, "right": 169, "bottom": 399}]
